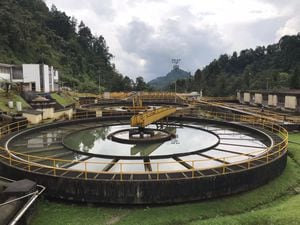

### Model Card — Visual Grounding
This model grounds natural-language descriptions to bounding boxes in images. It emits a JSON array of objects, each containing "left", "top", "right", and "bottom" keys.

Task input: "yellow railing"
[
  {"left": 198, "top": 99, "right": 300, "bottom": 124},
  {"left": 0, "top": 110, "right": 288, "bottom": 181},
  {"left": 201, "top": 96, "right": 237, "bottom": 101}
]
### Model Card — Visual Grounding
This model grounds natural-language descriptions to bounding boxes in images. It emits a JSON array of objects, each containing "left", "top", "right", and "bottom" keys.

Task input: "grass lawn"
[
  {"left": 31, "top": 133, "right": 300, "bottom": 225},
  {"left": 0, "top": 91, "right": 31, "bottom": 112},
  {"left": 50, "top": 92, "right": 75, "bottom": 107}
]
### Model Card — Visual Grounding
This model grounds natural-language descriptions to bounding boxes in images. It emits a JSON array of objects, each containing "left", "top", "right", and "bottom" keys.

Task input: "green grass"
[
  {"left": 31, "top": 133, "right": 300, "bottom": 225},
  {"left": 0, "top": 91, "right": 31, "bottom": 112},
  {"left": 50, "top": 93, "right": 75, "bottom": 107}
]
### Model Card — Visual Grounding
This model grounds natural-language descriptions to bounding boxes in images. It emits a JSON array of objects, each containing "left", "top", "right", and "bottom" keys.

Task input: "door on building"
[{"left": 32, "top": 82, "right": 36, "bottom": 91}]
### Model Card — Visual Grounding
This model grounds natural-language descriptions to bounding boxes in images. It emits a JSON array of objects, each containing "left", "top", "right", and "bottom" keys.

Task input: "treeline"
[
  {"left": 170, "top": 34, "right": 300, "bottom": 96},
  {"left": 0, "top": 0, "right": 150, "bottom": 92}
]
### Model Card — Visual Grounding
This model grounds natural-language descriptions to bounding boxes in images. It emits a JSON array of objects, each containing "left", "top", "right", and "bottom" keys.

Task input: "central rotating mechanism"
[
  {"left": 107, "top": 128, "right": 175, "bottom": 144},
  {"left": 108, "top": 105, "right": 177, "bottom": 144}
]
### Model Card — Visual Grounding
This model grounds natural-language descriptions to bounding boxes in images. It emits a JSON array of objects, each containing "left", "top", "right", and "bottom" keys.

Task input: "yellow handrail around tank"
[{"left": 0, "top": 109, "right": 288, "bottom": 181}]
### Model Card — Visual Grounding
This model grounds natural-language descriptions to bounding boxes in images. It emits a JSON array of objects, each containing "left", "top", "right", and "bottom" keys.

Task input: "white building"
[
  {"left": 0, "top": 63, "right": 12, "bottom": 81},
  {"left": 0, "top": 63, "right": 59, "bottom": 93}
]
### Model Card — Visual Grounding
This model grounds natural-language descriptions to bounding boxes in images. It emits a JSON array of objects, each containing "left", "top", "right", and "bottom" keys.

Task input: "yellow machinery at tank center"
[{"left": 130, "top": 107, "right": 177, "bottom": 128}]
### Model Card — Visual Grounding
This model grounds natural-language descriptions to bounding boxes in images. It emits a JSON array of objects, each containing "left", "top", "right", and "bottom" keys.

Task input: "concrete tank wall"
[{"left": 0, "top": 151, "right": 287, "bottom": 204}]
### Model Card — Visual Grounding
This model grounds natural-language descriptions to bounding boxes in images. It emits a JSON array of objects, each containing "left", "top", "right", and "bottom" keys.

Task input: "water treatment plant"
[{"left": 0, "top": 94, "right": 289, "bottom": 205}]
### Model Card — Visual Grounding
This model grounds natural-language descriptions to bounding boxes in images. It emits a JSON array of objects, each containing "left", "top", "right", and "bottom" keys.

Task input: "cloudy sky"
[{"left": 45, "top": 0, "right": 300, "bottom": 81}]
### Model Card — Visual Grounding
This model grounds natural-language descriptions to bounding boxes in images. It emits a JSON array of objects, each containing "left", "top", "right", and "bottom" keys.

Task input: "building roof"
[
  {"left": 240, "top": 89, "right": 300, "bottom": 95},
  {"left": 0, "top": 63, "right": 13, "bottom": 67},
  {"left": 22, "top": 110, "right": 43, "bottom": 115}
]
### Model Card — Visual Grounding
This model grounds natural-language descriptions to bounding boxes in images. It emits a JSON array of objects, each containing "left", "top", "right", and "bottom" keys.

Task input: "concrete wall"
[
  {"left": 243, "top": 93, "right": 250, "bottom": 103},
  {"left": 285, "top": 96, "right": 297, "bottom": 109},
  {"left": 22, "top": 64, "right": 41, "bottom": 92},
  {"left": 22, "top": 113, "right": 42, "bottom": 124},
  {"left": 103, "top": 92, "right": 110, "bottom": 99},
  {"left": 37, "top": 108, "right": 54, "bottom": 120},
  {"left": 254, "top": 93, "right": 262, "bottom": 104},
  {"left": 42, "top": 64, "right": 50, "bottom": 93},
  {"left": 49, "top": 66, "right": 54, "bottom": 92},
  {"left": 53, "top": 108, "right": 73, "bottom": 120},
  {"left": 53, "top": 70, "right": 59, "bottom": 82},
  {"left": 0, "top": 66, "right": 11, "bottom": 81},
  {"left": 268, "top": 94, "right": 278, "bottom": 107}
]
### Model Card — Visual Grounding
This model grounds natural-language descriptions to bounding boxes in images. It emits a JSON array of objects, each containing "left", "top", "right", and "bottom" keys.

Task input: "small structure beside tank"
[{"left": 237, "top": 90, "right": 300, "bottom": 112}]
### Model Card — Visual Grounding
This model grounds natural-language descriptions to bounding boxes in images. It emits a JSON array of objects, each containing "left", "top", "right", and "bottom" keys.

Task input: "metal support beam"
[{"left": 130, "top": 107, "right": 176, "bottom": 128}]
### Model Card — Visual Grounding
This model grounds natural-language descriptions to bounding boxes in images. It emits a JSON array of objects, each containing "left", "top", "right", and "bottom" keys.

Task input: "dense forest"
[
  {"left": 170, "top": 34, "right": 300, "bottom": 96},
  {"left": 0, "top": 0, "right": 150, "bottom": 92}
]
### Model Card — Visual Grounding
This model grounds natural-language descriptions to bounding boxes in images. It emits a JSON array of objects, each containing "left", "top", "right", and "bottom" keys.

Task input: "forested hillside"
[
  {"left": 0, "top": 0, "right": 149, "bottom": 92},
  {"left": 172, "top": 34, "right": 300, "bottom": 96},
  {"left": 1, "top": 1, "right": 299, "bottom": 95},
  {"left": 148, "top": 67, "right": 192, "bottom": 90}
]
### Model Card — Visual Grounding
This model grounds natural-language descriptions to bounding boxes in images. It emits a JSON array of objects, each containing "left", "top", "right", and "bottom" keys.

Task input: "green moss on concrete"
[{"left": 50, "top": 93, "right": 75, "bottom": 107}]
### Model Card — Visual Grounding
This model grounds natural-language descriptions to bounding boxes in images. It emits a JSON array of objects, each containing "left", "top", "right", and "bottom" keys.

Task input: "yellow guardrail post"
[
  {"left": 192, "top": 161, "right": 195, "bottom": 178},
  {"left": 9, "top": 154, "right": 12, "bottom": 166},
  {"left": 84, "top": 162, "right": 87, "bottom": 180},
  {"left": 157, "top": 163, "right": 159, "bottom": 180},
  {"left": 53, "top": 160, "right": 56, "bottom": 176},
  {"left": 27, "top": 155, "right": 31, "bottom": 172},
  {"left": 120, "top": 163, "right": 123, "bottom": 181}
]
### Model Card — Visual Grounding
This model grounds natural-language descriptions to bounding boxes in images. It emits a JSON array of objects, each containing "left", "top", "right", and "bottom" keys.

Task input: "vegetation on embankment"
[
  {"left": 50, "top": 93, "right": 75, "bottom": 107},
  {"left": 31, "top": 133, "right": 300, "bottom": 225},
  {"left": 0, "top": 90, "right": 31, "bottom": 112}
]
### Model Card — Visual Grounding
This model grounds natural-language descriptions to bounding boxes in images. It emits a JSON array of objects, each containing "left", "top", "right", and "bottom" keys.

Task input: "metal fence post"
[
  {"left": 120, "top": 163, "right": 123, "bottom": 181},
  {"left": 84, "top": 162, "right": 87, "bottom": 180},
  {"left": 192, "top": 161, "right": 195, "bottom": 178},
  {"left": 28, "top": 155, "right": 31, "bottom": 172},
  {"left": 157, "top": 163, "right": 159, "bottom": 180},
  {"left": 53, "top": 160, "right": 56, "bottom": 176}
]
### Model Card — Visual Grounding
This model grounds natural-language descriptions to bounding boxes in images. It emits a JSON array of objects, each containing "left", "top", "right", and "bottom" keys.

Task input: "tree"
[
  {"left": 134, "top": 77, "right": 149, "bottom": 91},
  {"left": 290, "top": 68, "right": 300, "bottom": 89}
]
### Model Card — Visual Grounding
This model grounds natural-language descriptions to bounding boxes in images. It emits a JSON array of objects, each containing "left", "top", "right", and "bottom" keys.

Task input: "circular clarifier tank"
[
  {"left": 1, "top": 116, "right": 287, "bottom": 204},
  {"left": 62, "top": 124, "right": 220, "bottom": 158}
]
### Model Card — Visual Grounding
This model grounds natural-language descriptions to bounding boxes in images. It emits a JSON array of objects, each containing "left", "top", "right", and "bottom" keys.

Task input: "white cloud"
[
  {"left": 277, "top": 16, "right": 300, "bottom": 39},
  {"left": 44, "top": 0, "right": 300, "bottom": 80}
]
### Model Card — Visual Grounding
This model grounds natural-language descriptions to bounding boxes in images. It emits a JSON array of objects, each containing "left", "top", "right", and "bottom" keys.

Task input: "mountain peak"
[{"left": 148, "top": 67, "right": 192, "bottom": 90}]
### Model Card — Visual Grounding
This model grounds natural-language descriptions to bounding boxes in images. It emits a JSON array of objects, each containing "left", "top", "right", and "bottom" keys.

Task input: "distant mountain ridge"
[{"left": 148, "top": 67, "right": 192, "bottom": 90}]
